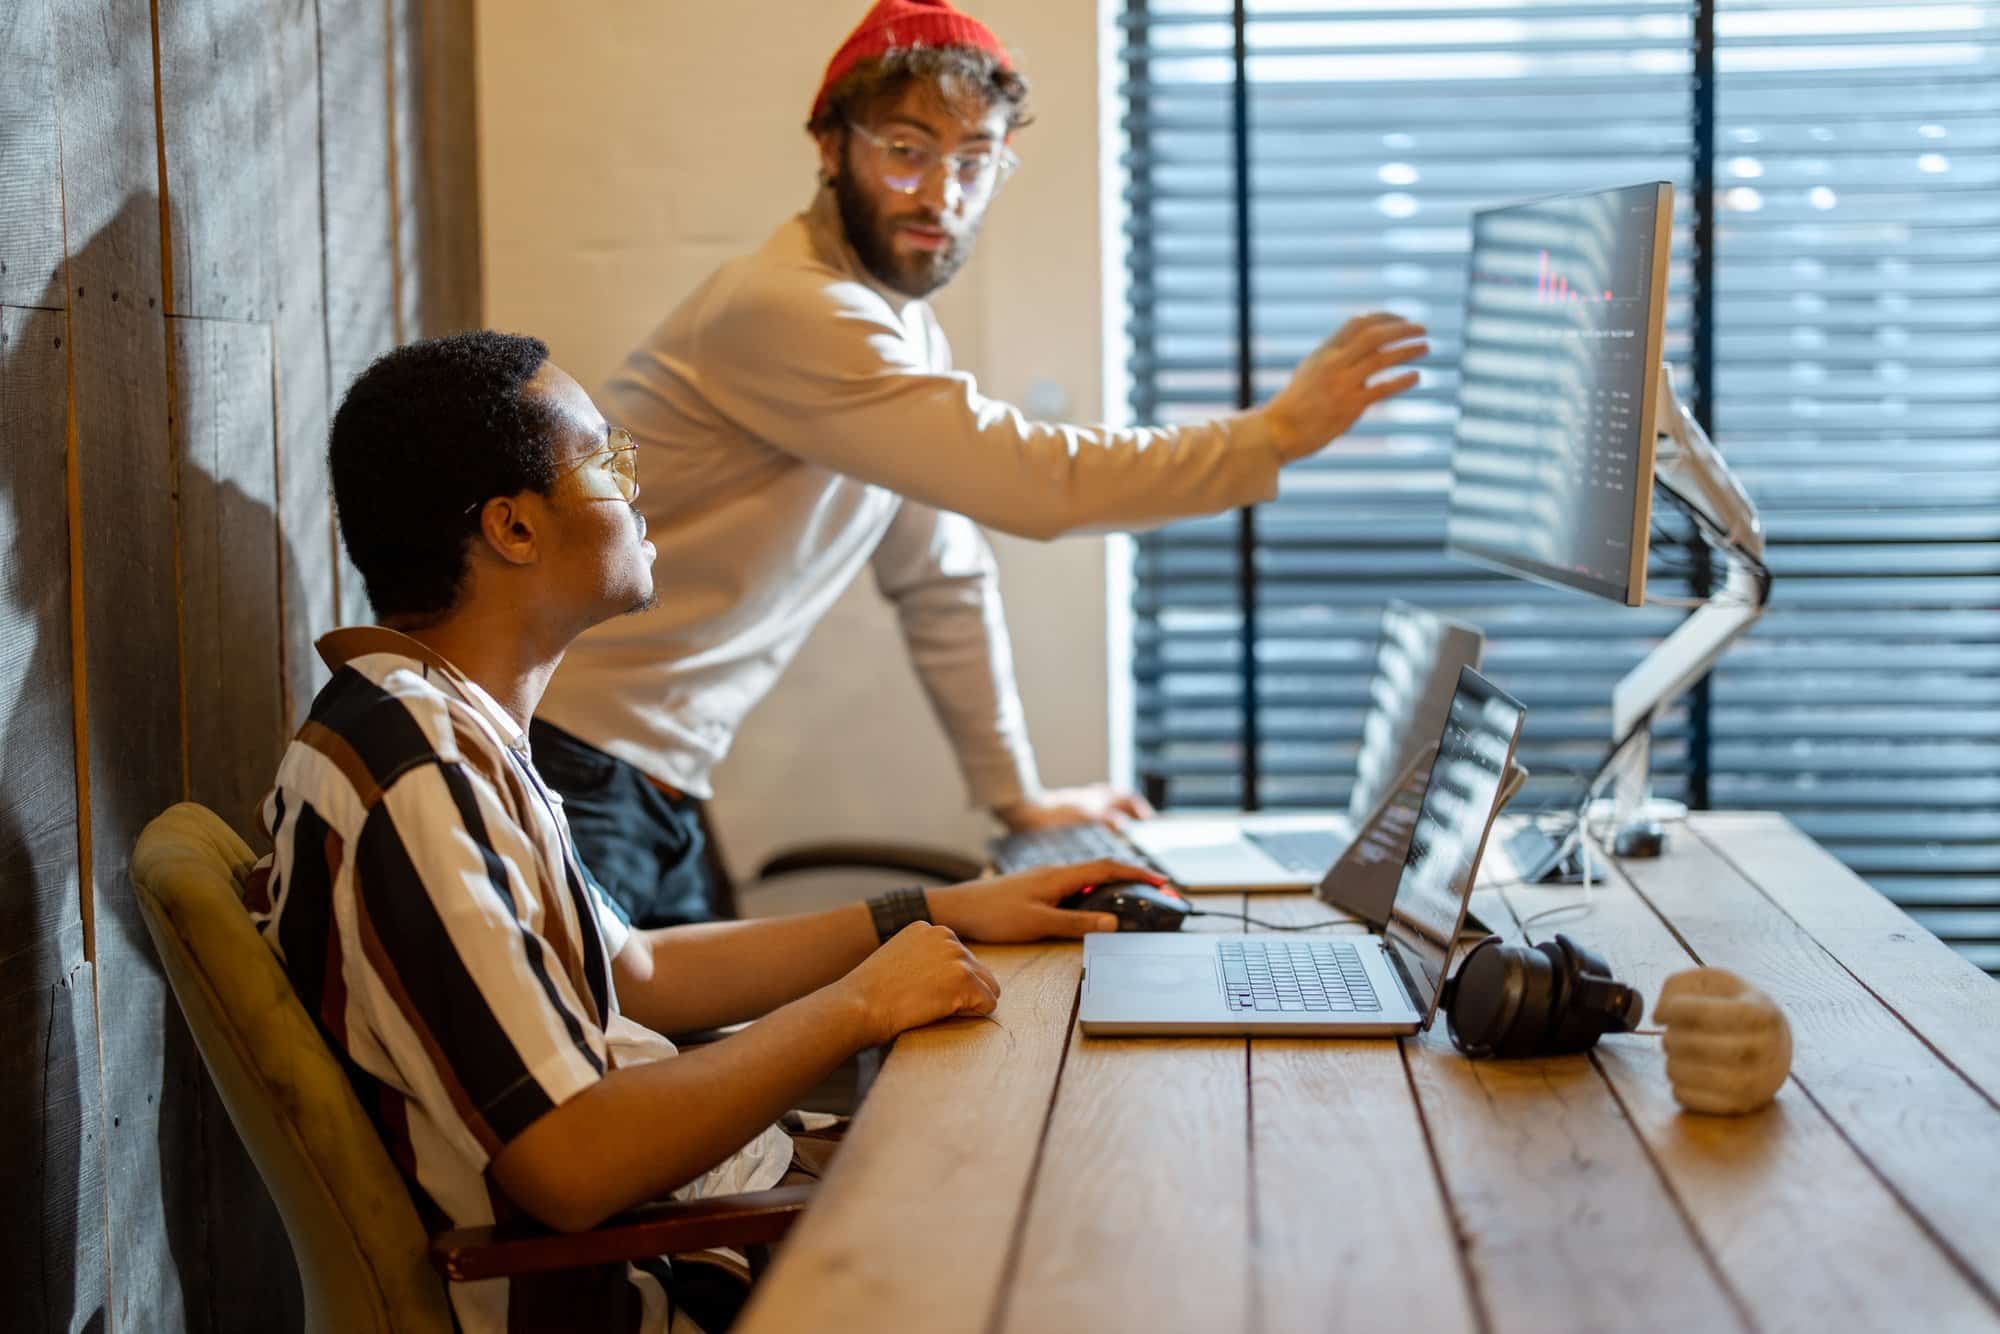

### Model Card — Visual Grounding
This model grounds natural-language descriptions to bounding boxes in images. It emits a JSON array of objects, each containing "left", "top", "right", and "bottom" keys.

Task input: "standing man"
[{"left": 537, "top": 0, "right": 1428, "bottom": 927}]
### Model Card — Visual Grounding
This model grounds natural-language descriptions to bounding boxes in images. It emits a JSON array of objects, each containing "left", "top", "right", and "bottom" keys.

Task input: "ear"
[
  {"left": 472, "top": 494, "right": 541, "bottom": 569},
  {"left": 813, "top": 127, "right": 844, "bottom": 187}
]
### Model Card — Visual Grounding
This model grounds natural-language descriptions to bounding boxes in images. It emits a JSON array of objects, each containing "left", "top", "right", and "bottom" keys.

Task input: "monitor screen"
[
  {"left": 1447, "top": 182, "right": 1673, "bottom": 606},
  {"left": 1384, "top": 667, "right": 1525, "bottom": 1019}
]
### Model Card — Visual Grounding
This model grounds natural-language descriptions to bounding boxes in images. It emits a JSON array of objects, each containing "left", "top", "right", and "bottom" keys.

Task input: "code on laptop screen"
[{"left": 1384, "top": 670, "right": 1524, "bottom": 1012}]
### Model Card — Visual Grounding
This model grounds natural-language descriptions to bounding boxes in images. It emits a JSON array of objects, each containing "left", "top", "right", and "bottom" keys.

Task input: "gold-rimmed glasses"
[{"left": 463, "top": 426, "right": 637, "bottom": 517}]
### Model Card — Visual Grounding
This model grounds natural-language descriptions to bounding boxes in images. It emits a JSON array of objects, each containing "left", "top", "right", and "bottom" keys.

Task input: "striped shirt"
[{"left": 252, "top": 627, "right": 791, "bottom": 1334}]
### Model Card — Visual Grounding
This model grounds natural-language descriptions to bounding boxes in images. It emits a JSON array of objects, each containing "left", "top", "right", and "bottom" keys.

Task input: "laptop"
[
  {"left": 1079, "top": 666, "right": 1525, "bottom": 1036},
  {"left": 1112, "top": 601, "right": 1482, "bottom": 891}
]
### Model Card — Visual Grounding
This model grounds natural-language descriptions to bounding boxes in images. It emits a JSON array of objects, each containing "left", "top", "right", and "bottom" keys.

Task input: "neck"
[{"left": 397, "top": 599, "right": 573, "bottom": 732}]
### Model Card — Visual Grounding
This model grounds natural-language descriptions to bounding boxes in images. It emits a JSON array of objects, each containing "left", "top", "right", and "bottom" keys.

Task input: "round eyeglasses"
[
  {"left": 463, "top": 427, "right": 638, "bottom": 517},
  {"left": 846, "top": 121, "right": 1018, "bottom": 200}
]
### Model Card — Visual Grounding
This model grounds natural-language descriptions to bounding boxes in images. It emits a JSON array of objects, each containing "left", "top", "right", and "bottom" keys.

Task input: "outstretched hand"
[
  {"left": 1263, "top": 312, "right": 1429, "bottom": 461},
  {"left": 930, "top": 858, "right": 1168, "bottom": 942}
]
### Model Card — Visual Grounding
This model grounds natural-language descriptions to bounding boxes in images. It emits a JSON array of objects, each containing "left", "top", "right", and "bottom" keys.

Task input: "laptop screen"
[{"left": 1383, "top": 666, "right": 1526, "bottom": 1019}]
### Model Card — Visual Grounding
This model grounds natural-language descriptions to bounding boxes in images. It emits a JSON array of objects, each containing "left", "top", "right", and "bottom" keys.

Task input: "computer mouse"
[
  {"left": 1613, "top": 820, "right": 1665, "bottom": 859},
  {"left": 1060, "top": 880, "right": 1191, "bottom": 932}
]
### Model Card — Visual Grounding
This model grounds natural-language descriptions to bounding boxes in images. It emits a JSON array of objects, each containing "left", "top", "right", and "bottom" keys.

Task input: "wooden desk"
[{"left": 737, "top": 814, "right": 2000, "bottom": 1334}]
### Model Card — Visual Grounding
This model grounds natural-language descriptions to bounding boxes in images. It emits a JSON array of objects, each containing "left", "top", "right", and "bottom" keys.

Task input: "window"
[{"left": 1119, "top": 0, "right": 2000, "bottom": 970}]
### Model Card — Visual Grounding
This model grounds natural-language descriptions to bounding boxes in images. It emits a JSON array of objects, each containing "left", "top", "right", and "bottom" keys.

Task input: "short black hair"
[
  {"left": 807, "top": 45, "right": 1033, "bottom": 138},
  {"left": 328, "top": 330, "right": 561, "bottom": 624}
]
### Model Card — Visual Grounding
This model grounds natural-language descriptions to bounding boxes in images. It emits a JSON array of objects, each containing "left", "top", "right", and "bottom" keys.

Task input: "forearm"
[
  {"left": 617, "top": 902, "right": 882, "bottom": 1034},
  {"left": 492, "top": 984, "right": 872, "bottom": 1231}
]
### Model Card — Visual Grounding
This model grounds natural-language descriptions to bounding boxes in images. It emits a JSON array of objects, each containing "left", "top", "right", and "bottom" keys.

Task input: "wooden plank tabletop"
[{"left": 737, "top": 814, "right": 2000, "bottom": 1334}]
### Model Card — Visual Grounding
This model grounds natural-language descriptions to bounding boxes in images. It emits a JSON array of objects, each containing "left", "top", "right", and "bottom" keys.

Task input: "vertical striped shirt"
[{"left": 252, "top": 627, "right": 790, "bottom": 1334}]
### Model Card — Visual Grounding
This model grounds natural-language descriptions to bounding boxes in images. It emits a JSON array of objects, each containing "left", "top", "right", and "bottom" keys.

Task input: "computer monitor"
[
  {"left": 1442, "top": 182, "right": 1769, "bottom": 873},
  {"left": 1445, "top": 181, "right": 1675, "bottom": 608}
]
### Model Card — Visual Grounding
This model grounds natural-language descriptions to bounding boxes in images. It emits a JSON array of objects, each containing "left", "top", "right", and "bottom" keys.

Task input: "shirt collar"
[{"left": 316, "top": 626, "right": 531, "bottom": 755}]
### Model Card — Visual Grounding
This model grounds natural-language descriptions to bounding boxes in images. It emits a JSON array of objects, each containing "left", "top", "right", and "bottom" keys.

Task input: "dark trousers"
[{"left": 529, "top": 718, "right": 725, "bottom": 928}]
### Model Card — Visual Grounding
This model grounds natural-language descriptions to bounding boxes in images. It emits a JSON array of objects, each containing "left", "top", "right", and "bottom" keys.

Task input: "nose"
[{"left": 912, "top": 161, "right": 968, "bottom": 215}]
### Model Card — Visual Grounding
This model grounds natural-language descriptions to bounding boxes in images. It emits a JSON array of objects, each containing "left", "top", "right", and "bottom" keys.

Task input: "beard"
[
  {"left": 833, "top": 162, "right": 979, "bottom": 299},
  {"left": 624, "top": 499, "right": 658, "bottom": 614}
]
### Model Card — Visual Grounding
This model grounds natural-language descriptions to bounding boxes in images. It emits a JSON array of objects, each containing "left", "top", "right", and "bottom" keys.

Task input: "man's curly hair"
[{"left": 328, "top": 330, "right": 560, "bottom": 624}]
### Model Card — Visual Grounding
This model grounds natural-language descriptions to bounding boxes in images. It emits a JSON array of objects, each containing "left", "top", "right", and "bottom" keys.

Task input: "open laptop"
[
  {"left": 995, "top": 601, "right": 1482, "bottom": 892},
  {"left": 1079, "top": 665, "right": 1525, "bottom": 1036}
]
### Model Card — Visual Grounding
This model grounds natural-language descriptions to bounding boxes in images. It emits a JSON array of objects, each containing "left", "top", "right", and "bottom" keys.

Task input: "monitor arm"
[
  {"left": 1606, "top": 364, "right": 1773, "bottom": 831},
  {"left": 1652, "top": 363, "right": 1764, "bottom": 561}
]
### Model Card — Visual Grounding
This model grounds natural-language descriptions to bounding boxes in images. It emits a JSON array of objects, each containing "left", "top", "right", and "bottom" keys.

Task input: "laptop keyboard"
[
  {"left": 1218, "top": 939, "right": 1381, "bottom": 1013},
  {"left": 1242, "top": 828, "right": 1347, "bottom": 877},
  {"left": 990, "top": 822, "right": 1142, "bottom": 874}
]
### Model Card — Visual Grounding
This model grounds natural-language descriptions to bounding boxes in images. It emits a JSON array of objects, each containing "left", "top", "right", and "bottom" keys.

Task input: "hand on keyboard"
[
  {"left": 990, "top": 822, "right": 1145, "bottom": 875},
  {"left": 994, "top": 783, "right": 1155, "bottom": 833}
]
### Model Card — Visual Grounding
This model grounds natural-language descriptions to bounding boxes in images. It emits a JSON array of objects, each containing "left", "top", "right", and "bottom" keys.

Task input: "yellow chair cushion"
[{"left": 130, "top": 803, "right": 455, "bottom": 1334}]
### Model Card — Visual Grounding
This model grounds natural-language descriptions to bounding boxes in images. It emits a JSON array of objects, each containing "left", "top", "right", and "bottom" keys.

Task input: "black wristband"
[{"left": 866, "top": 886, "right": 932, "bottom": 944}]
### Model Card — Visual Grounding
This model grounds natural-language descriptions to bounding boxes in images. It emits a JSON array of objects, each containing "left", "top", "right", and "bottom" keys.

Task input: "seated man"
[{"left": 252, "top": 331, "right": 1149, "bottom": 1334}]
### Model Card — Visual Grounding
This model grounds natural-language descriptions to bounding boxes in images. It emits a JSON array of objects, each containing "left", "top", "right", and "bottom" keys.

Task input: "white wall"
[{"left": 477, "top": 2, "right": 1114, "bottom": 882}]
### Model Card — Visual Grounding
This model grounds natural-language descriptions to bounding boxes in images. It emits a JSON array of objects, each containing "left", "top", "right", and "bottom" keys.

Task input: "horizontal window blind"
[
  {"left": 1122, "top": 0, "right": 1699, "bottom": 820},
  {"left": 1120, "top": 0, "right": 2000, "bottom": 971},
  {"left": 1708, "top": 0, "right": 2000, "bottom": 969}
]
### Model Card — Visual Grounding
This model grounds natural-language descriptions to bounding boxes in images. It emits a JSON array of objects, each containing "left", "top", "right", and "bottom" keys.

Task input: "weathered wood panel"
[
  {"left": 0, "top": 305, "right": 105, "bottom": 1334},
  {"left": 319, "top": 0, "right": 401, "bottom": 630},
  {"left": 391, "top": 0, "right": 482, "bottom": 340},
  {"left": 157, "top": 0, "right": 278, "bottom": 321},
  {"left": 159, "top": 0, "right": 337, "bottom": 724},
  {"left": 52, "top": 1, "right": 198, "bottom": 1327},
  {"left": 172, "top": 316, "right": 284, "bottom": 837},
  {"left": 0, "top": 0, "right": 65, "bottom": 307},
  {"left": 269, "top": 1, "right": 337, "bottom": 726}
]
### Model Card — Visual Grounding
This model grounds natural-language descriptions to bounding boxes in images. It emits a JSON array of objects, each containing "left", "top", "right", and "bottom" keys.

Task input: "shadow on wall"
[
  {"left": 1, "top": 200, "right": 104, "bottom": 1334},
  {"left": 0, "top": 190, "right": 308, "bottom": 1334}
]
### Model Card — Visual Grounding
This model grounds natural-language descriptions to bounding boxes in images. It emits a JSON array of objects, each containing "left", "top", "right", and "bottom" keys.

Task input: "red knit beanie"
[{"left": 810, "top": 0, "right": 1012, "bottom": 123}]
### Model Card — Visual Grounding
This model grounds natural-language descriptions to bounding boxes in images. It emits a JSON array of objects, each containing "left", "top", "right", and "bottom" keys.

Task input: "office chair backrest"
[{"left": 129, "top": 803, "right": 455, "bottom": 1334}]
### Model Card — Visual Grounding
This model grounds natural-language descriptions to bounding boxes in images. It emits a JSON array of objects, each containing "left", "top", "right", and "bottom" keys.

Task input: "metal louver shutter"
[
  {"left": 1119, "top": 0, "right": 2000, "bottom": 972},
  {"left": 1708, "top": 0, "right": 2000, "bottom": 970},
  {"left": 1121, "top": 0, "right": 1699, "bottom": 818}
]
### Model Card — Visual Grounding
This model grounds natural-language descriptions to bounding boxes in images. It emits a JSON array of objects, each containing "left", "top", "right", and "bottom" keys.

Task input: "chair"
[
  {"left": 129, "top": 802, "right": 811, "bottom": 1334},
  {"left": 692, "top": 801, "right": 983, "bottom": 922}
]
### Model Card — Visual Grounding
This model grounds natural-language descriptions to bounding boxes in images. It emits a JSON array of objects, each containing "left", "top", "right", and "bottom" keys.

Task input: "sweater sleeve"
[
  {"left": 686, "top": 268, "right": 1283, "bottom": 542},
  {"left": 869, "top": 499, "right": 1042, "bottom": 811}
]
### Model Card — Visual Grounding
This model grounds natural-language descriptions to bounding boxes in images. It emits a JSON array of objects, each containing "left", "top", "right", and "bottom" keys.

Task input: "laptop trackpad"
[{"left": 1093, "top": 955, "right": 1218, "bottom": 997}]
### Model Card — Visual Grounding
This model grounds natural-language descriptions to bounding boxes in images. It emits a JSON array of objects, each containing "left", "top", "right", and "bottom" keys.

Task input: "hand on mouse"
[
  {"left": 837, "top": 922, "right": 1002, "bottom": 1045},
  {"left": 1655, "top": 967, "right": 1792, "bottom": 1115},
  {"left": 929, "top": 858, "right": 1164, "bottom": 942}
]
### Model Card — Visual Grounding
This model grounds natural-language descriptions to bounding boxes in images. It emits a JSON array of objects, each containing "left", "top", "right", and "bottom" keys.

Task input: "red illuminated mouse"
[{"left": 1059, "top": 881, "right": 1190, "bottom": 932}]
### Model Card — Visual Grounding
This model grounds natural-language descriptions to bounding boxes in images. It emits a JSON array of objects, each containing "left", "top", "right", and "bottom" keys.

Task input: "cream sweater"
[{"left": 539, "top": 191, "right": 1283, "bottom": 807}]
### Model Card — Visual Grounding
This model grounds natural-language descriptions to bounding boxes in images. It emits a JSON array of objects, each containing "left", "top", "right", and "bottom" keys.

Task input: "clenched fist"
[
  {"left": 838, "top": 922, "right": 1002, "bottom": 1046},
  {"left": 1656, "top": 967, "right": 1792, "bottom": 1116},
  {"left": 1262, "top": 312, "right": 1430, "bottom": 462}
]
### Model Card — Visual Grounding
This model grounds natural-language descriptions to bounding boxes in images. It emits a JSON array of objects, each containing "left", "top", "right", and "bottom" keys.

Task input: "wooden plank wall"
[{"left": 0, "top": 0, "right": 480, "bottom": 1329}]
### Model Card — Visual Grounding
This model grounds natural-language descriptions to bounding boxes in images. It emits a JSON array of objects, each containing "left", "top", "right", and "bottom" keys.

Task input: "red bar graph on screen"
[{"left": 1538, "top": 250, "right": 1617, "bottom": 305}]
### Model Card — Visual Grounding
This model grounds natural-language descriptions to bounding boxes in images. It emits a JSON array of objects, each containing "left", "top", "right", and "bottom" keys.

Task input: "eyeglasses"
[
  {"left": 463, "top": 427, "right": 638, "bottom": 518},
  {"left": 846, "top": 121, "right": 1018, "bottom": 200},
  {"left": 557, "top": 427, "right": 639, "bottom": 502}
]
